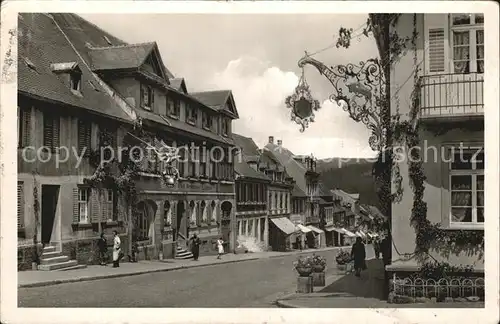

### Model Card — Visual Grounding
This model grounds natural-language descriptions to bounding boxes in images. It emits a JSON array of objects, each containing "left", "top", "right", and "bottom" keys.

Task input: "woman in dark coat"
[
  {"left": 97, "top": 233, "right": 107, "bottom": 266},
  {"left": 190, "top": 233, "right": 201, "bottom": 261},
  {"left": 351, "top": 236, "right": 366, "bottom": 277}
]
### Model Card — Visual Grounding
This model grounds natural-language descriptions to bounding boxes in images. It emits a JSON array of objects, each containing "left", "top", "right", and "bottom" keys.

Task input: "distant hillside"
[
  {"left": 317, "top": 157, "right": 373, "bottom": 173},
  {"left": 319, "top": 159, "right": 380, "bottom": 209}
]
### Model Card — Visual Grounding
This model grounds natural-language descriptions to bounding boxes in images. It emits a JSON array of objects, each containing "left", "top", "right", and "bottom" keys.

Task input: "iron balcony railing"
[{"left": 420, "top": 73, "right": 484, "bottom": 118}]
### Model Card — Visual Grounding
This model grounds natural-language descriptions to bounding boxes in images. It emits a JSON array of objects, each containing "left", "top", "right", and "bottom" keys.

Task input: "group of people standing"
[
  {"left": 97, "top": 231, "right": 225, "bottom": 266},
  {"left": 97, "top": 230, "right": 123, "bottom": 268},
  {"left": 188, "top": 234, "right": 225, "bottom": 260}
]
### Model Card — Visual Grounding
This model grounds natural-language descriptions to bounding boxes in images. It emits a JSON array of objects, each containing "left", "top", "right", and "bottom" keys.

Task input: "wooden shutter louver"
[
  {"left": 428, "top": 29, "right": 446, "bottom": 73},
  {"left": 17, "top": 182, "right": 24, "bottom": 229},
  {"left": 21, "top": 108, "right": 31, "bottom": 147},
  {"left": 90, "top": 189, "right": 100, "bottom": 223},
  {"left": 72, "top": 188, "right": 79, "bottom": 223},
  {"left": 43, "top": 113, "right": 53, "bottom": 149},
  {"left": 78, "top": 119, "right": 91, "bottom": 156}
]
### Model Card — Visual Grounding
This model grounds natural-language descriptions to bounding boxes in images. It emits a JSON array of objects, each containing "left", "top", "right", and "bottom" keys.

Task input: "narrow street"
[{"left": 18, "top": 247, "right": 374, "bottom": 307}]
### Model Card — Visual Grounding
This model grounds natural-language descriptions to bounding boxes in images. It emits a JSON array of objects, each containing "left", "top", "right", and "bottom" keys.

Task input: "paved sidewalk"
[
  {"left": 275, "top": 258, "right": 484, "bottom": 308},
  {"left": 19, "top": 246, "right": 342, "bottom": 288}
]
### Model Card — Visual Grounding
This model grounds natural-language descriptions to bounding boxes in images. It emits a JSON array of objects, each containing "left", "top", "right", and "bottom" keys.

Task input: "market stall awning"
[
  {"left": 296, "top": 224, "right": 312, "bottom": 233},
  {"left": 341, "top": 228, "right": 357, "bottom": 237},
  {"left": 325, "top": 226, "right": 344, "bottom": 234},
  {"left": 270, "top": 217, "right": 298, "bottom": 235},
  {"left": 307, "top": 225, "right": 324, "bottom": 234}
]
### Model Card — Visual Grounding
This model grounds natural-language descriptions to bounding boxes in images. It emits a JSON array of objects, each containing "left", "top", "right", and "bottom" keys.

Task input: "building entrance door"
[{"left": 41, "top": 185, "right": 59, "bottom": 244}]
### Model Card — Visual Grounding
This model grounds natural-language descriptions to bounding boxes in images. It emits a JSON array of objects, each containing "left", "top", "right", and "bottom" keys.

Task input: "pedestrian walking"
[
  {"left": 373, "top": 236, "right": 381, "bottom": 259},
  {"left": 112, "top": 230, "right": 122, "bottom": 268},
  {"left": 350, "top": 236, "right": 366, "bottom": 277},
  {"left": 296, "top": 236, "right": 302, "bottom": 251},
  {"left": 97, "top": 232, "right": 108, "bottom": 266},
  {"left": 190, "top": 233, "right": 201, "bottom": 261},
  {"left": 216, "top": 237, "right": 224, "bottom": 259}
]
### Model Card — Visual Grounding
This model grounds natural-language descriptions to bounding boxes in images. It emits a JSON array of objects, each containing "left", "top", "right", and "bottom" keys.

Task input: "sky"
[{"left": 81, "top": 13, "right": 379, "bottom": 159}]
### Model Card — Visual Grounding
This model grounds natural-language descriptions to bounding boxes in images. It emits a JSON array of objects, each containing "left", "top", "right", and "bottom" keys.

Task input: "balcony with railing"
[{"left": 419, "top": 73, "right": 484, "bottom": 119}]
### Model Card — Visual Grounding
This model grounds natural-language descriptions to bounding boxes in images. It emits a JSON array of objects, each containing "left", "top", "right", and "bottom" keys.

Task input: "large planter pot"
[
  {"left": 297, "top": 276, "right": 313, "bottom": 293},
  {"left": 337, "top": 263, "right": 347, "bottom": 271},
  {"left": 312, "top": 265, "right": 326, "bottom": 273},
  {"left": 295, "top": 266, "right": 313, "bottom": 277},
  {"left": 312, "top": 272, "right": 326, "bottom": 287}
]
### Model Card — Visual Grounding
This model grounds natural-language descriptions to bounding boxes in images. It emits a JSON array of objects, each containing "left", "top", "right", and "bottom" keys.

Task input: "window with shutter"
[
  {"left": 43, "top": 112, "right": 60, "bottom": 152},
  {"left": 450, "top": 13, "right": 484, "bottom": 74},
  {"left": 90, "top": 189, "right": 100, "bottom": 223},
  {"left": 17, "top": 182, "right": 24, "bottom": 229},
  {"left": 78, "top": 119, "right": 92, "bottom": 156},
  {"left": 73, "top": 187, "right": 80, "bottom": 224},
  {"left": 18, "top": 108, "right": 31, "bottom": 148},
  {"left": 77, "top": 187, "right": 90, "bottom": 223}
]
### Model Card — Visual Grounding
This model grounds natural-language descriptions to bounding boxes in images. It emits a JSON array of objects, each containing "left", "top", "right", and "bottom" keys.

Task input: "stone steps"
[
  {"left": 38, "top": 244, "right": 86, "bottom": 271},
  {"left": 175, "top": 246, "right": 193, "bottom": 260}
]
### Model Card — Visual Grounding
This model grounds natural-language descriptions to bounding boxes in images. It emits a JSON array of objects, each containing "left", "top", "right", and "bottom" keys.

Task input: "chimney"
[
  {"left": 277, "top": 139, "right": 282, "bottom": 146},
  {"left": 268, "top": 136, "right": 274, "bottom": 144}
]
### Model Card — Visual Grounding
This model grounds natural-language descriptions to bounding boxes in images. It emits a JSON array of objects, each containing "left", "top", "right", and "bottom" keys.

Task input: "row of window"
[
  {"left": 264, "top": 170, "right": 286, "bottom": 183},
  {"left": 140, "top": 83, "right": 231, "bottom": 136},
  {"left": 237, "top": 217, "right": 266, "bottom": 241},
  {"left": 236, "top": 182, "right": 266, "bottom": 203},
  {"left": 269, "top": 191, "right": 290, "bottom": 211},
  {"left": 292, "top": 198, "right": 306, "bottom": 214},
  {"left": 17, "top": 107, "right": 116, "bottom": 154}
]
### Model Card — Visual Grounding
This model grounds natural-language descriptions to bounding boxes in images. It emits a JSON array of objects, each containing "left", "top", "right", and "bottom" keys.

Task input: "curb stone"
[{"left": 19, "top": 257, "right": 259, "bottom": 288}]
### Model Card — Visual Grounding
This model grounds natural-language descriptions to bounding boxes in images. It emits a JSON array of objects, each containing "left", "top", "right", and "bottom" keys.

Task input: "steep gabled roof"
[
  {"left": 190, "top": 90, "right": 239, "bottom": 119},
  {"left": 52, "top": 13, "right": 174, "bottom": 79},
  {"left": 232, "top": 133, "right": 261, "bottom": 156},
  {"left": 169, "top": 78, "right": 188, "bottom": 93},
  {"left": 88, "top": 42, "right": 154, "bottom": 70},
  {"left": 18, "top": 13, "right": 134, "bottom": 122},
  {"left": 265, "top": 142, "right": 308, "bottom": 194}
]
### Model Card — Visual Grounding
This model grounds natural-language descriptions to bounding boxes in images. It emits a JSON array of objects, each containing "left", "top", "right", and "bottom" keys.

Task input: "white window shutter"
[{"left": 424, "top": 14, "right": 450, "bottom": 74}]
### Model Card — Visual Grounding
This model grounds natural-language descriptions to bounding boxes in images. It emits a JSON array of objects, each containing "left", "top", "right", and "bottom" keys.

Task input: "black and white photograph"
[{"left": 1, "top": 1, "right": 499, "bottom": 323}]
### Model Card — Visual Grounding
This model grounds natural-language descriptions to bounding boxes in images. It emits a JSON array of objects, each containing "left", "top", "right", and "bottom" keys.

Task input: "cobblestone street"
[{"left": 19, "top": 249, "right": 344, "bottom": 307}]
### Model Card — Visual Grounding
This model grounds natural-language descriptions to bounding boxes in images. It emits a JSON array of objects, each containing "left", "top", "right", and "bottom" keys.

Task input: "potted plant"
[
  {"left": 311, "top": 254, "right": 327, "bottom": 272},
  {"left": 293, "top": 255, "right": 313, "bottom": 277},
  {"left": 335, "top": 249, "right": 351, "bottom": 271},
  {"left": 311, "top": 254, "right": 327, "bottom": 286}
]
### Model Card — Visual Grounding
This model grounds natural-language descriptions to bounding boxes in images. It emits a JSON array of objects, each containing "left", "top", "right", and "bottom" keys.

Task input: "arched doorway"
[
  {"left": 176, "top": 201, "right": 186, "bottom": 239},
  {"left": 220, "top": 201, "right": 233, "bottom": 250},
  {"left": 135, "top": 200, "right": 158, "bottom": 243}
]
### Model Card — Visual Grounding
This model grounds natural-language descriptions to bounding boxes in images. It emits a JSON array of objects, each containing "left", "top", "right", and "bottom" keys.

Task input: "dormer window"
[
  {"left": 50, "top": 62, "right": 82, "bottom": 95},
  {"left": 221, "top": 118, "right": 229, "bottom": 136},
  {"left": 70, "top": 72, "right": 81, "bottom": 92},
  {"left": 202, "top": 111, "right": 212, "bottom": 130},
  {"left": 140, "top": 83, "right": 154, "bottom": 110},
  {"left": 186, "top": 104, "right": 197, "bottom": 125}
]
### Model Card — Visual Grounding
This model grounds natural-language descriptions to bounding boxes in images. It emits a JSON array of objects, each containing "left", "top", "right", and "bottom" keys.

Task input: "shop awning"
[
  {"left": 325, "top": 226, "right": 344, "bottom": 234},
  {"left": 270, "top": 217, "right": 298, "bottom": 235},
  {"left": 341, "top": 228, "right": 357, "bottom": 237},
  {"left": 297, "top": 224, "right": 312, "bottom": 233},
  {"left": 307, "top": 225, "right": 324, "bottom": 234}
]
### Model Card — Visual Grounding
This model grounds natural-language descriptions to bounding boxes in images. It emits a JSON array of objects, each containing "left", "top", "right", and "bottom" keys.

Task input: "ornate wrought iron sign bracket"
[
  {"left": 285, "top": 66, "right": 321, "bottom": 132},
  {"left": 295, "top": 52, "right": 385, "bottom": 151}
]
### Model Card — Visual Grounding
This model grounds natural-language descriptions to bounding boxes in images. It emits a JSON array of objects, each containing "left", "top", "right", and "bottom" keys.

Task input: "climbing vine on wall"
[{"left": 336, "top": 14, "right": 484, "bottom": 272}]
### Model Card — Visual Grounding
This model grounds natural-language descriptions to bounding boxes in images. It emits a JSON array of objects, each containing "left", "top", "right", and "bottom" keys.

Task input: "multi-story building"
[
  {"left": 265, "top": 136, "right": 324, "bottom": 249},
  {"left": 259, "top": 148, "right": 295, "bottom": 251},
  {"left": 17, "top": 13, "right": 239, "bottom": 270},
  {"left": 383, "top": 13, "right": 484, "bottom": 275},
  {"left": 232, "top": 133, "right": 295, "bottom": 252},
  {"left": 232, "top": 134, "right": 270, "bottom": 251}
]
